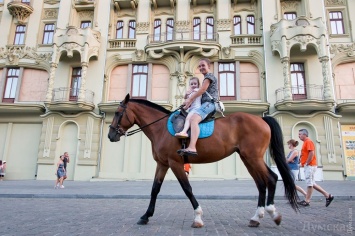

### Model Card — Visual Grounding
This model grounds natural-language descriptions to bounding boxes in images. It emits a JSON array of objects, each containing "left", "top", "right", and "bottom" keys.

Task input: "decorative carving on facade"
[
  {"left": 281, "top": 1, "right": 299, "bottom": 11},
  {"left": 43, "top": 117, "right": 54, "bottom": 158},
  {"left": 293, "top": 35, "right": 314, "bottom": 46},
  {"left": 78, "top": 10, "right": 94, "bottom": 20},
  {"left": 216, "top": 19, "right": 232, "bottom": 31},
  {"left": 325, "top": 0, "right": 345, "bottom": 6},
  {"left": 319, "top": 56, "right": 332, "bottom": 99},
  {"left": 330, "top": 43, "right": 355, "bottom": 57},
  {"left": 136, "top": 22, "right": 150, "bottom": 34},
  {"left": 222, "top": 47, "right": 231, "bottom": 58},
  {"left": 0, "top": 46, "right": 52, "bottom": 65},
  {"left": 133, "top": 49, "right": 145, "bottom": 61},
  {"left": 175, "top": 21, "right": 190, "bottom": 31},
  {"left": 44, "top": 0, "right": 60, "bottom": 4},
  {"left": 324, "top": 116, "right": 337, "bottom": 163},
  {"left": 44, "top": 9, "right": 58, "bottom": 19},
  {"left": 7, "top": 1, "right": 34, "bottom": 24}
]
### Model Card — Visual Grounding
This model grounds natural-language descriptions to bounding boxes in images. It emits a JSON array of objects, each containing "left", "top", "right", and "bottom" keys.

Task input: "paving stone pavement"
[
  {"left": 0, "top": 198, "right": 353, "bottom": 236},
  {"left": 1, "top": 180, "right": 355, "bottom": 235}
]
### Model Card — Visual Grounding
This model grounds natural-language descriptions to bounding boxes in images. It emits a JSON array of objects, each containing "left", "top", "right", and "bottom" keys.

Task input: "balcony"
[
  {"left": 74, "top": 0, "right": 95, "bottom": 11},
  {"left": 151, "top": 0, "right": 175, "bottom": 9},
  {"left": 146, "top": 30, "right": 220, "bottom": 57},
  {"left": 108, "top": 39, "right": 136, "bottom": 50},
  {"left": 336, "top": 100, "right": 355, "bottom": 113},
  {"left": 223, "top": 100, "right": 269, "bottom": 114},
  {"left": 231, "top": 34, "right": 263, "bottom": 46},
  {"left": 7, "top": 0, "right": 34, "bottom": 24},
  {"left": 113, "top": 0, "right": 137, "bottom": 10},
  {"left": 45, "top": 87, "right": 95, "bottom": 112},
  {"left": 275, "top": 84, "right": 335, "bottom": 112},
  {"left": 191, "top": 0, "right": 216, "bottom": 6},
  {"left": 0, "top": 103, "right": 45, "bottom": 114}
]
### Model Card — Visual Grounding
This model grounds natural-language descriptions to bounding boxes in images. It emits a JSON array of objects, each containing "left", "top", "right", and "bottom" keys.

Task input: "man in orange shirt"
[{"left": 298, "top": 129, "right": 334, "bottom": 207}]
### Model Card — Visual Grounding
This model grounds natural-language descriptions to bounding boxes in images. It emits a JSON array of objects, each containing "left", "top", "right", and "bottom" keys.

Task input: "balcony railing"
[
  {"left": 147, "top": 30, "right": 219, "bottom": 44},
  {"left": 108, "top": 39, "right": 136, "bottom": 49},
  {"left": 52, "top": 87, "right": 94, "bottom": 103},
  {"left": 276, "top": 84, "right": 324, "bottom": 103},
  {"left": 231, "top": 34, "right": 263, "bottom": 45}
]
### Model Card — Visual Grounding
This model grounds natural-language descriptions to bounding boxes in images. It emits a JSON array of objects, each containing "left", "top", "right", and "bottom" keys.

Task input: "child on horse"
[{"left": 175, "top": 77, "right": 202, "bottom": 138}]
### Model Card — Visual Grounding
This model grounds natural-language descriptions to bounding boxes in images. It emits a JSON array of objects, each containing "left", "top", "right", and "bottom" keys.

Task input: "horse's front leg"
[
  {"left": 170, "top": 161, "right": 203, "bottom": 228},
  {"left": 137, "top": 162, "right": 169, "bottom": 225}
]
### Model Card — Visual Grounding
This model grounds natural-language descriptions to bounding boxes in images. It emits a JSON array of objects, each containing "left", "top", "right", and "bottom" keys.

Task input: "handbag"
[{"left": 205, "top": 91, "right": 225, "bottom": 116}]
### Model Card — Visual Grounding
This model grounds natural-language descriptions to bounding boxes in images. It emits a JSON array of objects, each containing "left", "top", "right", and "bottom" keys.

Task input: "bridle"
[{"left": 109, "top": 102, "right": 182, "bottom": 137}]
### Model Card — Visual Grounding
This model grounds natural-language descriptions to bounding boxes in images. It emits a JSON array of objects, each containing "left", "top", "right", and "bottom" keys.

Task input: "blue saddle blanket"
[{"left": 167, "top": 111, "right": 214, "bottom": 138}]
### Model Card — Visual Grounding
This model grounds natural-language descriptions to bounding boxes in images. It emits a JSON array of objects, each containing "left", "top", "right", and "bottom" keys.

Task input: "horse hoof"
[
  {"left": 191, "top": 221, "right": 204, "bottom": 228},
  {"left": 273, "top": 214, "right": 282, "bottom": 225},
  {"left": 248, "top": 220, "right": 260, "bottom": 227},
  {"left": 137, "top": 218, "right": 149, "bottom": 225}
]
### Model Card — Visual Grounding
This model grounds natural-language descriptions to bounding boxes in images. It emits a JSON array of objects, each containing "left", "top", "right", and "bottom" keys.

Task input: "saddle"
[{"left": 168, "top": 110, "right": 215, "bottom": 138}]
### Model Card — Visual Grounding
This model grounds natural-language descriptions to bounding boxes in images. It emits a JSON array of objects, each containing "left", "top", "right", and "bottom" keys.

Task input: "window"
[
  {"left": 219, "top": 63, "right": 235, "bottom": 100},
  {"left": 206, "top": 17, "right": 214, "bottom": 40},
  {"left": 3, "top": 68, "right": 19, "bottom": 103},
  {"left": 128, "top": 20, "right": 136, "bottom": 39},
  {"left": 14, "top": 25, "right": 26, "bottom": 45},
  {"left": 154, "top": 19, "right": 161, "bottom": 41},
  {"left": 80, "top": 21, "right": 91, "bottom": 28},
  {"left": 132, "top": 65, "right": 148, "bottom": 98},
  {"left": 70, "top": 68, "right": 82, "bottom": 101},
  {"left": 193, "top": 17, "right": 201, "bottom": 40},
  {"left": 233, "top": 16, "right": 241, "bottom": 35},
  {"left": 166, "top": 19, "right": 174, "bottom": 41},
  {"left": 329, "top": 11, "right": 345, "bottom": 34},
  {"left": 21, "top": 0, "right": 30, "bottom": 4},
  {"left": 116, "top": 21, "right": 123, "bottom": 39},
  {"left": 247, "top": 15, "right": 255, "bottom": 34},
  {"left": 284, "top": 12, "right": 297, "bottom": 20},
  {"left": 42, "top": 24, "right": 55, "bottom": 44},
  {"left": 290, "top": 63, "right": 306, "bottom": 100}
]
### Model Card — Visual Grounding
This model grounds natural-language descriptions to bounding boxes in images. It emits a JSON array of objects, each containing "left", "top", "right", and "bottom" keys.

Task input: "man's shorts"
[
  {"left": 192, "top": 102, "right": 215, "bottom": 120},
  {"left": 304, "top": 165, "right": 317, "bottom": 186}
]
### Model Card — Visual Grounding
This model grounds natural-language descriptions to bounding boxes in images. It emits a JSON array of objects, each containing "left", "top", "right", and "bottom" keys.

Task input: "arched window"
[
  {"left": 247, "top": 15, "right": 255, "bottom": 34},
  {"left": 154, "top": 19, "right": 161, "bottom": 41},
  {"left": 166, "top": 19, "right": 174, "bottom": 41},
  {"left": 116, "top": 21, "right": 123, "bottom": 39},
  {"left": 233, "top": 16, "right": 241, "bottom": 35},
  {"left": 193, "top": 17, "right": 201, "bottom": 40},
  {"left": 206, "top": 17, "right": 214, "bottom": 40}
]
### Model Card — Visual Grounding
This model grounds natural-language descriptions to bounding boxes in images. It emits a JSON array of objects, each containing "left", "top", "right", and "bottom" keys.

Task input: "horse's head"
[{"left": 108, "top": 94, "right": 134, "bottom": 142}]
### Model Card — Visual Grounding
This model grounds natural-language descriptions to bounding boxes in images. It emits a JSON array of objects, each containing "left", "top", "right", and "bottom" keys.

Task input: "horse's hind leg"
[
  {"left": 240, "top": 157, "right": 267, "bottom": 227},
  {"left": 137, "top": 162, "right": 169, "bottom": 225},
  {"left": 265, "top": 165, "right": 282, "bottom": 225},
  {"left": 170, "top": 162, "right": 203, "bottom": 228}
]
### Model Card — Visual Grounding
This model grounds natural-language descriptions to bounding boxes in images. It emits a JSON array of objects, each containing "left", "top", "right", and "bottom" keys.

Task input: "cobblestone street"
[{"left": 1, "top": 198, "right": 353, "bottom": 236}]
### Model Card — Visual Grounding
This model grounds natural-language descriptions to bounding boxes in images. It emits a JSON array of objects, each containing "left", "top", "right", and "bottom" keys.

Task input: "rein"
[{"left": 111, "top": 103, "right": 183, "bottom": 137}]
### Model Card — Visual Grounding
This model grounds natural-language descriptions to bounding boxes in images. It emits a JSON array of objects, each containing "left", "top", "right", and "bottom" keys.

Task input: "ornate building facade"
[{"left": 0, "top": 0, "right": 354, "bottom": 181}]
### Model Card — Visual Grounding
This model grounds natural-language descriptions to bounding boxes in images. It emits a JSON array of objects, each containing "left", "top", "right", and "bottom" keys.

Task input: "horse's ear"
[{"left": 123, "top": 94, "right": 130, "bottom": 104}]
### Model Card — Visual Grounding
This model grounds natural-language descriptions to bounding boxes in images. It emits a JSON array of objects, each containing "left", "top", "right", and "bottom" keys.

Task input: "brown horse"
[{"left": 108, "top": 94, "right": 299, "bottom": 228}]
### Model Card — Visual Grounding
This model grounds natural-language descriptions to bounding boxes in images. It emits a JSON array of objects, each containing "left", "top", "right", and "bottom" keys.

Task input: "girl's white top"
[{"left": 188, "top": 88, "right": 202, "bottom": 112}]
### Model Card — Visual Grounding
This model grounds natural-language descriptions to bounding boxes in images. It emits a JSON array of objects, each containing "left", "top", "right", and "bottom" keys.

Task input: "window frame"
[
  {"left": 166, "top": 19, "right": 174, "bottom": 41},
  {"left": 128, "top": 20, "right": 136, "bottom": 39},
  {"left": 218, "top": 62, "right": 236, "bottom": 100},
  {"left": 329, "top": 11, "right": 345, "bottom": 35},
  {"left": 247, "top": 15, "right": 255, "bottom": 35},
  {"left": 193, "top": 17, "right": 201, "bottom": 40},
  {"left": 14, "top": 25, "right": 26, "bottom": 45},
  {"left": 153, "top": 19, "right": 162, "bottom": 42},
  {"left": 116, "top": 21, "right": 124, "bottom": 39},
  {"left": 290, "top": 63, "right": 307, "bottom": 100},
  {"left": 80, "top": 21, "right": 91, "bottom": 29},
  {"left": 233, "top": 16, "right": 241, "bottom": 35},
  {"left": 206, "top": 17, "right": 214, "bottom": 40},
  {"left": 284, "top": 12, "right": 297, "bottom": 20},
  {"left": 42, "top": 23, "right": 55, "bottom": 44},
  {"left": 70, "top": 67, "right": 82, "bottom": 101},
  {"left": 3, "top": 68, "right": 20, "bottom": 103},
  {"left": 131, "top": 64, "right": 148, "bottom": 99}
]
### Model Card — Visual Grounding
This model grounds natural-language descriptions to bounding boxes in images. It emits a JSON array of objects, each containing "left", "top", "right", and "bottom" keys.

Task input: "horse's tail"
[{"left": 262, "top": 116, "right": 299, "bottom": 211}]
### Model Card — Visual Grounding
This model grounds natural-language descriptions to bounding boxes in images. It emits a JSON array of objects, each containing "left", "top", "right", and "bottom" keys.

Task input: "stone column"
[
  {"left": 319, "top": 56, "right": 332, "bottom": 100},
  {"left": 78, "top": 62, "right": 88, "bottom": 101},
  {"left": 45, "top": 62, "right": 58, "bottom": 102},
  {"left": 281, "top": 57, "right": 292, "bottom": 100}
]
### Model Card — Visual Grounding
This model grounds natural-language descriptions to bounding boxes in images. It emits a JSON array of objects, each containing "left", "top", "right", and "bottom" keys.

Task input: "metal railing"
[
  {"left": 108, "top": 39, "right": 136, "bottom": 49},
  {"left": 52, "top": 87, "right": 94, "bottom": 103},
  {"left": 147, "top": 30, "right": 219, "bottom": 44},
  {"left": 275, "top": 84, "right": 324, "bottom": 102},
  {"left": 231, "top": 34, "right": 263, "bottom": 45}
]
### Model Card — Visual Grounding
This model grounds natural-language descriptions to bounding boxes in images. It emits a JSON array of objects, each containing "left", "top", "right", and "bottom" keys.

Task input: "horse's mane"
[{"left": 129, "top": 99, "right": 172, "bottom": 114}]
